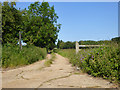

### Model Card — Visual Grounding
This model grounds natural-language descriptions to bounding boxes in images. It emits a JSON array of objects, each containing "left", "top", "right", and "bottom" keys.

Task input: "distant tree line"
[
  {"left": 78, "top": 40, "right": 111, "bottom": 45},
  {"left": 57, "top": 39, "right": 113, "bottom": 49},
  {"left": 2, "top": 2, "right": 61, "bottom": 50},
  {"left": 57, "top": 40, "right": 75, "bottom": 49},
  {"left": 111, "top": 37, "right": 120, "bottom": 44}
]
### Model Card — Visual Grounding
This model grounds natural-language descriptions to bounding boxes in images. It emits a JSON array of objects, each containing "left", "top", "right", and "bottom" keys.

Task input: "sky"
[{"left": 15, "top": 2, "right": 118, "bottom": 42}]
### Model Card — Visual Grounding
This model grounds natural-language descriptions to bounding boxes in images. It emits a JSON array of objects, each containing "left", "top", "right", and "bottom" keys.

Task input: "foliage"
[
  {"left": 22, "top": 2, "right": 61, "bottom": 50},
  {"left": 2, "top": 2, "right": 61, "bottom": 50},
  {"left": 2, "top": 44, "right": 47, "bottom": 68},
  {"left": 111, "top": 37, "right": 120, "bottom": 44},
  {"left": 57, "top": 42, "right": 120, "bottom": 84},
  {"left": 0, "top": 2, "right": 2, "bottom": 43},
  {"left": 0, "top": 44, "right": 2, "bottom": 67},
  {"left": 78, "top": 40, "right": 111, "bottom": 45},
  {"left": 2, "top": 2, "right": 23, "bottom": 45},
  {"left": 57, "top": 40, "right": 75, "bottom": 49}
]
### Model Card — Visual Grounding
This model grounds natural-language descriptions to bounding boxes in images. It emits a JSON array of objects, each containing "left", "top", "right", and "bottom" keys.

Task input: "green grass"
[
  {"left": 2, "top": 44, "right": 47, "bottom": 68},
  {"left": 44, "top": 53, "right": 56, "bottom": 67},
  {"left": 57, "top": 42, "right": 120, "bottom": 84},
  {"left": 0, "top": 44, "right": 2, "bottom": 67}
]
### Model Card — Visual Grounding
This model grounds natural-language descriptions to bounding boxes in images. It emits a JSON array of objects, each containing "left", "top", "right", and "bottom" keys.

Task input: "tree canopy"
[
  {"left": 2, "top": 2, "right": 22, "bottom": 45},
  {"left": 111, "top": 37, "right": 120, "bottom": 44},
  {"left": 0, "top": 2, "right": 2, "bottom": 44},
  {"left": 2, "top": 2, "right": 61, "bottom": 50}
]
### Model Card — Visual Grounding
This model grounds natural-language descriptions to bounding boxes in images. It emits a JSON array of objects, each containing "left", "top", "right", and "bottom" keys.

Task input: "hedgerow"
[{"left": 57, "top": 42, "right": 120, "bottom": 84}]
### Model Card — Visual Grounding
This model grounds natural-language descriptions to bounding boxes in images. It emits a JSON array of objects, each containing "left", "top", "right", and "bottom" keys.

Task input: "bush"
[
  {"left": 2, "top": 44, "right": 47, "bottom": 68},
  {"left": 57, "top": 42, "right": 120, "bottom": 84}
]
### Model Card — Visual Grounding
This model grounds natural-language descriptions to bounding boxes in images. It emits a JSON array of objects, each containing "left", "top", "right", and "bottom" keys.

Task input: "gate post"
[
  {"left": 76, "top": 41, "right": 79, "bottom": 54},
  {"left": 19, "top": 31, "right": 22, "bottom": 50}
]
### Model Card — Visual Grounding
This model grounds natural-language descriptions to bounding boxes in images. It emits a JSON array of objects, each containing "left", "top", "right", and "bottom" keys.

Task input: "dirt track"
[{"left": 2, "top": 53, "right": 117, "bottom": 88}]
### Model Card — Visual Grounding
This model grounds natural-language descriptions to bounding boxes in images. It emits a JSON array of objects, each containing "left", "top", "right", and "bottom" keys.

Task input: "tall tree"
[
  {"left": 22, "top": 2, "right": 61, "bottom": 50},
  {"left": 2, "top": 2, "right": 23, "bottom": 45}
]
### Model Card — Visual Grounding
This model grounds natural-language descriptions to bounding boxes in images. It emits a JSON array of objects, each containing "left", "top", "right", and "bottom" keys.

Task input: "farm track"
[{"left": 2, "top": 53, "right": 118, "bottom": 88}]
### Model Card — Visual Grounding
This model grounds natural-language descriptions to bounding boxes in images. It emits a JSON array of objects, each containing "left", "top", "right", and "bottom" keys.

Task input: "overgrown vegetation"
[
  {"left": 57, "top": 42, "right": 120, "bottom": 84},
  {"left": 44, "top": 53, "right": 56, "bottom": 67},
  {"left": 0, "top": 44, "right": 2, "bottom": 67},
  {"left": 2, "top": 2, "right": 61, "bottom": 50},
  {"left": 2, "top": 44, "right": 47, "bottom": 68},
  {"left": 1, "top": 1, "right": 60, "bottom": 68}
]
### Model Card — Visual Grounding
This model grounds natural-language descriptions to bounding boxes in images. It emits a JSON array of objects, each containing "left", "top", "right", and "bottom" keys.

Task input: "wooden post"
[
  {"left": 19, "top": 31, "right": 22, "bottom": 50},
  {"left": 76, "top": 41, "right": 79, "bottom": 54}
]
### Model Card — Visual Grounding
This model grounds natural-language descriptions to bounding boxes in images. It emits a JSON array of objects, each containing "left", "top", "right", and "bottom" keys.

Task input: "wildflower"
[
  {"left": 101, "top": 48, "right": 103, "bottom": 50},
  {"left": 91, "top": 55, "right": 94, "bottom": 58},
  {"left": 80, "top": 58, "right": 83, "bottom": 63}
]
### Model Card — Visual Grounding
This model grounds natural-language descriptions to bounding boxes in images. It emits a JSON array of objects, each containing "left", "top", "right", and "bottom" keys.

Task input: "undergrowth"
[{"left": 2, "top": 44, "right": 47, "bottom": 68}]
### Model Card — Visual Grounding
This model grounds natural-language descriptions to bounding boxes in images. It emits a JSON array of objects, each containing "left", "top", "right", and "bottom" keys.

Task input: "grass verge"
[{"left": 2, "top": 44, "right": 47, "bottom": 68}]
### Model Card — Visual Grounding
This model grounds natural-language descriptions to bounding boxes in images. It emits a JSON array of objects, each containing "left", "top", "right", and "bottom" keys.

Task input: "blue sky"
[{"left": 16, "top": 2, "right": 118, "bottom": 42}]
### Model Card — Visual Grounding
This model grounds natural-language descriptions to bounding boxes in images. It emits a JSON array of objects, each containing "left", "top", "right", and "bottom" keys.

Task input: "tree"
[
  {"left": 57, "top": 39, "right": 64, "bottom": 49},
  {"left": 111, "top": 37, "right": 120, "bottom": 44},
  {"left": 22, "top": 2, "right": 61, "bottom": 50},
  {"left": 57, "top": 40, "right": 75, "bottom": 49},
  {"left": 2, "top": 1, "right": 61, "bottom": 50},
  {"left": 0, "top": 2, "right": 2, "bottom": 44},
  {"left": 2, "top": 2, "right": 23, "bottom": 45}
]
